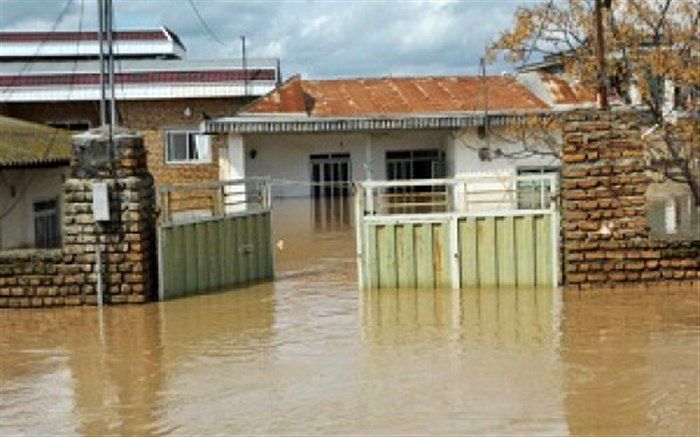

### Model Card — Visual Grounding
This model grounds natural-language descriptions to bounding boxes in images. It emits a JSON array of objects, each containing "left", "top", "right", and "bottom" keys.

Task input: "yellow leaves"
[{"left": 494, "top": 0, "right": 698, "bottom": 112}]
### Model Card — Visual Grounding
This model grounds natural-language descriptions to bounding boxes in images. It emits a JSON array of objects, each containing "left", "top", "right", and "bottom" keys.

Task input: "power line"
[
  {"left": 0, "top": 0, "right": 84, "bottom": 221},
  {"left": 0, "top": 0, "right": 76, "bottom": 100},
  {"left": 187, "top": 0, "right": 228, "bottom": 47}
]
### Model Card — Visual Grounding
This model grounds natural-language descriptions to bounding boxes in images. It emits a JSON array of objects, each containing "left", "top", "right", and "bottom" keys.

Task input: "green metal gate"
[
  {"left": 157, "top": 179, "right": 274, "bottom": 300},
  {"left": 356, "top": 175, "right": 559, "bottom": 289}
]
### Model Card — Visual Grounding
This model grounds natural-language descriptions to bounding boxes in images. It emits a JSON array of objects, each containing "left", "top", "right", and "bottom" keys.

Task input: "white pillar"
[
  {"left": 448, "top": 130, "right": 472, "bottom": 212},
  {"left": 228, "top": 133, "right": 246, "bottom": 179},
  {"left": 227, "top": 133, "right": 247, "bottom": 212},
  {"left": 364, "top": 133, "right": 374, "bottom": 181}
]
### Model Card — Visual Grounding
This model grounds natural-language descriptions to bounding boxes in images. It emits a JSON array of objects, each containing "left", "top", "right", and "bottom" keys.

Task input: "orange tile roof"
[{"left": 243, "top": 75, "right": 549, "bottom": 117}]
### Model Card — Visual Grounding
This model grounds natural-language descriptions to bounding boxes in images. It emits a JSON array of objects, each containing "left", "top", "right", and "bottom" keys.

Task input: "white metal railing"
[
  {"left": 354, "top": 174, "right": 561, "bottom": 289},
  {"left": 157, "top": 177, "right": 272, "bottom": 226},
  {"left": 356, "top": 174, "right": 558, "bottom": 218}
]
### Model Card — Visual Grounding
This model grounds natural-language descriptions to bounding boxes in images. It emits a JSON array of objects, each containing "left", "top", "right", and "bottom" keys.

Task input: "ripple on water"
[{"left": 1, "top": 198, "right": 698, "bottom": 435}]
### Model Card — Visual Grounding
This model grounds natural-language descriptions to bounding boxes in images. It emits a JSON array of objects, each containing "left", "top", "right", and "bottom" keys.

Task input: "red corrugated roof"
[
  {"left": 243, "top": 75, "right": 549, "bottom": 116},
  {"left": 0, "top": 30, "right": 168, "bottom": 43},
  {"left": 0, "top": 69, "right": 276, "bottom": 87}
]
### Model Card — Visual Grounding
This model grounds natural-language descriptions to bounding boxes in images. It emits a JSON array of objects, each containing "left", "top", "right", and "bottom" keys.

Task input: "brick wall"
[
  {"left": 0, "top": 128, "right": 157, "bottom": 307},
  {"left": 561, "top": 110, "right": 699, "bottom": 289},
  {"left": 1, "top": 97, "right": 251, "bottom": 186}
]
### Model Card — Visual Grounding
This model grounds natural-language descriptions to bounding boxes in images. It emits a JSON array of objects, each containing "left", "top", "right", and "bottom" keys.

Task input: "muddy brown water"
[{"left": 1, "top": 198, "right": 698, "bottom": 435}]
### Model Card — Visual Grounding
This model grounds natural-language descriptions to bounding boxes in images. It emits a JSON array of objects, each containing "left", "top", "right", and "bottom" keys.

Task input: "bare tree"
[{"left": 490, "top": 0, "right": 700, "bottom": 204}]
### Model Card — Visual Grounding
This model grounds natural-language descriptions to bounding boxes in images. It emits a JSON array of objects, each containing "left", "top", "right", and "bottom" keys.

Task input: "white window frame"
[{"left": 165, "top": 130, "right": 212, "bottom": 165}]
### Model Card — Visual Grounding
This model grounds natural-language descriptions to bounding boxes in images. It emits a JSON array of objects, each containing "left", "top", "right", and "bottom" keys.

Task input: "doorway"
[
  {"left": 310, "top": 153, "right": 352, "bottom": 229},
  {"left": 310, "top": 153, "right": 351, "bottom": 198}
]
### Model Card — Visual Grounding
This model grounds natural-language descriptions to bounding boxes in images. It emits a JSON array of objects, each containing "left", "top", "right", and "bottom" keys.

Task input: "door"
[
  {"left": 310, "top": 153, "right": 352, "bottom": 229},
  {"left": 310, "top": 153, "right": 351, "bottom": 198}
]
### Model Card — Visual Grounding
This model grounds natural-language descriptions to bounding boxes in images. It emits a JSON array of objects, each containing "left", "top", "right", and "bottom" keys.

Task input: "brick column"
[
  {"left": 561, "top": 110, "right": 699, "bottom": 288},
  {"left": 63, "top": 127, "right": 157, "bottom": 303},
  {"left": 0, "top": 127, "right": 157, "bottom": 307}
]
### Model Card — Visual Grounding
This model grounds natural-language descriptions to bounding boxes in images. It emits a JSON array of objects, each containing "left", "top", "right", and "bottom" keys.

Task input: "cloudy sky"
[{"left": 0, "top": 0, "right": 528, "bottom": 79}]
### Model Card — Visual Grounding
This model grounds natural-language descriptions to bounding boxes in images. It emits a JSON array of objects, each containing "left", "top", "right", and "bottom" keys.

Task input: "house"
[
  {"left": 0, "top": 116, "right": 72, "bottom": 250},
  {"left": 202, "top": 75, "right": 585, "bottom": 199},
  {"left": 0, "top": 28, "right": 281, "bottom": 187}
]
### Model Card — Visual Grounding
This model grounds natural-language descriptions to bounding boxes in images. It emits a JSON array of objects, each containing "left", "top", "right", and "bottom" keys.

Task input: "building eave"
[{"left": 202, "top": 110, "right": 562, "bottom": 134}]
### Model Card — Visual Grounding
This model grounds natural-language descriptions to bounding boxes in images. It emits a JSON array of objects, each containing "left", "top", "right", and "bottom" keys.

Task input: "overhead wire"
[
  {"left": 0, "top": 0, "right": 85, "bottom": 221},
  {"left": 187, "top": 0, "right": 228, "bottom": 47},
  {"left": 0, "top": 0, "right": 76, "bottom": 100}
]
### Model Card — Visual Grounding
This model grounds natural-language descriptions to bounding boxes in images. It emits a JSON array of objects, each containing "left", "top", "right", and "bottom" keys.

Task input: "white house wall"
[
  {"left": 448, "top": 127, "right": 561, "bottom": 211},
  {"left": 228, "top": 127, "right": 561, "bottom": 199},
  {"left": 242, "top": 130, "right": 450, "bottom": 197},
  {"left": 0, "top": 167, "right": 67, "bottom": 249}
]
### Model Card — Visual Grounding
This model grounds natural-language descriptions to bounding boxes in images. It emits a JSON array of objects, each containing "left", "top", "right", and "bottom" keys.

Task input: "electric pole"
[
  {"left": 241, "top": 36, "right": 247, "bottom": 96},
  {"left": 97, "top": 0, "right": 117, "bottom": 127},
  {"left": 594, "top": 0, "right": 609, "bottom": 110}
]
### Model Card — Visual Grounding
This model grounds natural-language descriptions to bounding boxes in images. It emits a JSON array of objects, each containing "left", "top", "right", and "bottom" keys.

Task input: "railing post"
[
  {"left": 266, "top": 178, "right": 273, "bottom": 210},
  {"left": 355, "top": 182, "right": 365, "bottom": 290},
  {"left": 449, "top": 214, "right": 460, "bottom": 289},
  {"left": 550, "top": 174, "right": 560, "bottom": 287}
]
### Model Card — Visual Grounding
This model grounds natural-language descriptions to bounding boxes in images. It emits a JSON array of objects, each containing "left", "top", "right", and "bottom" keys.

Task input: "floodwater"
[{"left": 1, "top": 198, "right": 698, "bottom": 435}]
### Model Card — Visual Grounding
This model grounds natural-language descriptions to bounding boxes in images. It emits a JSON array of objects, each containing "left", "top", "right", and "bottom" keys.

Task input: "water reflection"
[
  {"left": 1, "top": 198, "right": 698, "bottom": 435},
  {"left": 360, "top": 287, "right": 561, "bottom": 348},
  {"left": 561, "top": 286, "right": 700, "bottom": 436},
  {"left": 0, "top": 306, "right": 166, "bottom": 435},
  {"left": 358, "top": 287, "right": 569, "bottom": 435},
  {"left": 312, "top": 195, "right": 353, "bottom": 231}
]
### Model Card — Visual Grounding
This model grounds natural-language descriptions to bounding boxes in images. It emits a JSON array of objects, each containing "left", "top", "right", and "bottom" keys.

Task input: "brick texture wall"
[
  {"left": 1, "top": 97, "right": 252, "bottom": 186},
  {"left": 561, "top": 110, "right": 699, "bottom": 289},
  {"left": 0, "top": 128, "right": 157, "bottom": 307}
]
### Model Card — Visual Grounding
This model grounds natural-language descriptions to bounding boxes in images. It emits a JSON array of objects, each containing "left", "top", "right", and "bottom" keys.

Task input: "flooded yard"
[{"left": 1, "top": 198, "right": 698, "bottom": 435}]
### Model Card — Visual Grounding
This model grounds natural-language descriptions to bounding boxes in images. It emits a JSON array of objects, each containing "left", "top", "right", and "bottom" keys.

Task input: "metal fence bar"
[
  {"left": 356, "top": 175, "right": 561, "bottom": 289},
  {"left": 158, "top": 178, "right": 272, "bottom": 226}
]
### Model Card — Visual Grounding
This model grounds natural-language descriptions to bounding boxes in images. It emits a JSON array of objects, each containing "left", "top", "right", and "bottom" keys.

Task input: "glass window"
[
  {"left": 516, "top": 167, "right": 558, "bottom": 209},
  {"left": 34, "top": 198, "right": 60, "bottom": 248},
  {"left": 166, "top": 131, "right": 211, "bottom": 164}
]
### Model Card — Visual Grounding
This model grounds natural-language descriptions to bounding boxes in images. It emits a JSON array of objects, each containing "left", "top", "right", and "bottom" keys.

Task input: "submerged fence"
[
  {"left": 355, "top": 174, "right": 559, "bottom": 290},
  {"left": 157, "top": 178, "right": 274, "bottom": 300}
]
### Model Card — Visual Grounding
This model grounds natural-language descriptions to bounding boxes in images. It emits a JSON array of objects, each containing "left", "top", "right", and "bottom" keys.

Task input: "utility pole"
[
  {"left": 594, "top": 0, "right": 609, "bottom": 110},
  {"left": 106, "top": 0, "right": 116, "bottom": 127},
  {"left": 241, "top": 36, "right": 247, "bottom": 96},
  {"left": 97, "top": 0, "right": 117, "bottom": 128},
  {"left": 480, "top": 56, "right": 490, "bottom": 145},
  {"left": 97, "top": 0, "right": 106, "bottom": 126}
]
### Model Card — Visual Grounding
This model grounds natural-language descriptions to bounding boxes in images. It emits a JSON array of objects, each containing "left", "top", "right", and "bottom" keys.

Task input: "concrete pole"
[
  {"left": 106, "top": 0, "right": 117, "bottom": 127},
  {"left": 97, "top": 0, "right": 106, "bottom": 126},
  {"left": 594, "top": 0, "right": 609, "bottom": 110}
]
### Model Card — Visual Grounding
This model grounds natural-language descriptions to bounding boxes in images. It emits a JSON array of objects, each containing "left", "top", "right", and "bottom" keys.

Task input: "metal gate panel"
[
  {"left": 157, "top": 179, "right": 274, "bottom": 300},
  {"left": 356, "top": 175, "right": 560, "bottom": 290}
]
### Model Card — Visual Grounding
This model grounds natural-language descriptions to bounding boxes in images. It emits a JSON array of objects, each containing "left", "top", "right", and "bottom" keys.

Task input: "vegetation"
[{"left": 490, "top": 0, "right": 699, "bottom": 204}]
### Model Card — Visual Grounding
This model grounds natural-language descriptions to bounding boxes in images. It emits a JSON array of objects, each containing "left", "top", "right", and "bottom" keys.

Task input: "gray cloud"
[{"left": 0, "top": 0, "right": 525, "bottom": 78}]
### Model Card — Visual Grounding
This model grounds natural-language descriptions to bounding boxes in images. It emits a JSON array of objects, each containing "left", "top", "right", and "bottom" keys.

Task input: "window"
[
  {"left": 165, "top": 131, "right": 211, "bottom": 164},
  {"left": 34, "top": 198, "right": 60, "bottom": 248},
  {"left": 516, "top": 167, "right": 558, "bottom": 209},
  {"left": 386, "top": 149, "right": 445, "bottom": 180}
]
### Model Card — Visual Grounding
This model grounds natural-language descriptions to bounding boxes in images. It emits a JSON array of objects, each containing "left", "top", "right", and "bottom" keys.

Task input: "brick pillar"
[
  {"left": 560, "top": 110, "right": 700, "bottom": 288},
  {"left": 62, "top": 127, "right": 157, "bottom": 303},
  {"left": 560, "top": 111, "right": 655, "bottom": 288}
]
